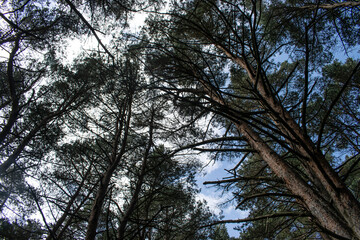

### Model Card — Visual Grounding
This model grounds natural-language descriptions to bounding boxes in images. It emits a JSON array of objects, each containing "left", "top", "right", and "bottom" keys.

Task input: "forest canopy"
[{"left": 0, "top": 0, "right": 360, "bottom": 239}]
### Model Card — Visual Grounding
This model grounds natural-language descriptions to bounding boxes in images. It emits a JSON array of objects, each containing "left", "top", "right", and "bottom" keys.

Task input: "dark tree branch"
[
  {"left": 203, "top": 176, "right": 283, "bottom": 185},
  {"left": 63, "top": 0, "right": 114, "bottom": 59},
  {"left": 47, "top": 164, "right": 93, "bottom": 240},
  {"left": 317, "top": 60, "right": 360, "bottom": 150},
  {"left": 201, "top": 212, "right": 310, "bottom": 228},
  {"left": 171, "top": 137, "right": 246, "bottom": 155},
  {"left": 0, "top": 12, "right": 42, "bottom": 39},
  {"left": 193, "top": 148, "right": 256, "bottom": 153},
  {"left": 117, "top": 110, "right": 155, "bottom": 240},
  {"left": 302, "top": 26, "right": 309, "bottom": 136},
  {"left": 0, "top": 35, "right": 21, "bottom": 144},
  {"left": 0, "top": 84, "right": 88, "bottom": 175},
  {"left": 300, "top": 2, "right": 360, "bottom": 10}
]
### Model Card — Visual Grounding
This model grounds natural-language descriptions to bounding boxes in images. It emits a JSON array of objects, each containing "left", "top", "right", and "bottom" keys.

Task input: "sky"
[
  {"left": 59, "top": 11, "right": 248, "bottom": 238},
  {"left": 3, "top": 1, "right": 360, "bottom": 238},
  {"left": 120, "top": 4, "right": 360, "bottom": 239},
  {"left": 196, "top": 154, "right": 249, "bottom": 237}
]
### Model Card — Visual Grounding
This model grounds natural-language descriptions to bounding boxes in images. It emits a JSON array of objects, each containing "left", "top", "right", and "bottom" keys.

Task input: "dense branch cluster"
[{"left": 0, "top": 0, "right": 360, "bottom": 239}]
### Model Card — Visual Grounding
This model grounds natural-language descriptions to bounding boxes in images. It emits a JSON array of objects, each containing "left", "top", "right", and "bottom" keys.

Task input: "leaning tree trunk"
[
  {"left": 194, "top": 43, "right": 360, "bottom": 238},
  {"left": 223, "top": 47, "right": 360, "bottom": 238}
]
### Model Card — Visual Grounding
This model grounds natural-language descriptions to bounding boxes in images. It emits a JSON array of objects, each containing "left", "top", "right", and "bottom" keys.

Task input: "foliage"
[
  {"left": 1, "top": 0, "right": 360, "bottom": 239},
  {"left": 142, "top": 0, "right": 360, "bottom": 239},
  {"left": 0, "top": 218, "right": 44, "bottom": 240},
  {"left": 210, "top": 224, "right": 231, "bottom": 240}
]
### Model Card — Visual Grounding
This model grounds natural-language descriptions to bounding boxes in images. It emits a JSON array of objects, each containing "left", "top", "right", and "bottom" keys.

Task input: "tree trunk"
[
  {"left": 213, "top": 44, "right": 360, "bottom": 239},
  {"left": 117, "top": 112, "right": 154, "bottom": 240},
  {"left": 234, "top": 121, "right": 353, "bottom": 239},
  {"left": 85, "top": 165, "right": 116, "bottom": 240},
  {"left": 85, "top": 99, "right": 132, "bottom": 240}
]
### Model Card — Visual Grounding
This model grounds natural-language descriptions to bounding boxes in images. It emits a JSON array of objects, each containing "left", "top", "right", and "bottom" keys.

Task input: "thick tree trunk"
[
  {"left": 199, "top": 79, "right": 354, "bottom": 237},
  {"left": 214, "top": 44, "right": 360, "bottom": 239},
  {"left": 234, "top": 121, "right": 353, "bottom": 239}
]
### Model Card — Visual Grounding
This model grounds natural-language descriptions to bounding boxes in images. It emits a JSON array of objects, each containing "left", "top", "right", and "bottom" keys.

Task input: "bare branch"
[
  {"left": 171, "top": 137, "right": 246, "bottom": 155},
  {"left": 64, "top": 0, "right": 114, "bottom": 59},
  {"left": 300, "top": 2, "right": 360, "bottom": 10},
  {"left": 203, "top": 176, "right": 283, "bottom": 185},
  {"left": 317, "top": 60, "right": 360, "bottom": 150},
  {"left": 194, "top": 147, "right": 256, "bottom": 153},
  {"left": 0, "top": 12, "right": 42, "bottom": 39},
  {"left": 201, "top": 212, "right": 310, "bottom": 228}
]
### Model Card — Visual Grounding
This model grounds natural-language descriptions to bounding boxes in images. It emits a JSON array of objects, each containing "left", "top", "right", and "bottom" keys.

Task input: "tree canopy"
[{"left": 1, "top": 0, "right": 360, "bottom": 239}]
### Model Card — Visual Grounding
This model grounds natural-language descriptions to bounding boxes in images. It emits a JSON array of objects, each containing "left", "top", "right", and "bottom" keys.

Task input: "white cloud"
[
  {"left": 202, "top": 160, "right": 222, "bottom": 175},
  {"left": 129, "top": 12, "right": 148, "bottom": 32},
  {"left": 196, "top": 192, "right": 226, "bottom": 215},
  {"left": 198, "top": 153, "right": 221, "bottom": 175}
]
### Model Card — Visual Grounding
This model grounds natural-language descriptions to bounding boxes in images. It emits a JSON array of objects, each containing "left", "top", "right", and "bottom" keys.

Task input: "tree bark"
[
  {"left": 85, "top": 166, "right": 115, "bottom": 240},
  {"left": 117, "top": 111, "right": 154, "bottom": 240},
  {"left": 234, "top": 121, "right": 353, "bottom": 239},
  {"left": 46, "top": 165, "right": 92, "bottom": 240},
  {"left": 85, "top": 98, "right": 132, "bottom": 240},
  {"left": 213, "top": 43, "right": 360, "bottom": 239},
  {"left": 300, "top": 2, "right": 360, "bottom": 10},
  {"left": 0, "top": 35, "right": 20, "bottom": 145}
]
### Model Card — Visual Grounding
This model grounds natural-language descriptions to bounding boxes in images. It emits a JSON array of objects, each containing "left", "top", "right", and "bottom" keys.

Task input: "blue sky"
[{"left": 196, "top": 153, "right": 249, "bottom": 238}]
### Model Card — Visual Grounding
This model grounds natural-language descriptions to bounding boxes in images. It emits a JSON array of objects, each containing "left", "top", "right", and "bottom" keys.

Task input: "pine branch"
[
  {"left": 317, "top": 60, "right": 360, "bottom": 150},
  {"left": 171, "top": 137, "right": 247, "bottom": 155},
  {"left": 203, "top": 176, "right": 283, "bottom": 185},
  {"left": 193, "top": 148, "right": 256, "bottom": 153},
  {"left": 201, "top": 212, "right": 310, "bottom": 228},
  {"left": 64, "top": 0, "right": 114, "bottom": 59},
  {"left": 300, "top": 2, "right": 360, "bottom": 10}
]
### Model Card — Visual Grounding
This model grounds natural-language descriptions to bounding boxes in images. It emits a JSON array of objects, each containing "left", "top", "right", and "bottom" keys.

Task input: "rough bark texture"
[
  {"left": 211, "top": 43, "right": 360, "bottom": 239},
  {"left": 181, "top": 44, "right": 356, "bottom": 238},
  {"left": 300, "top": 1, "right": 360, "bottom": 10},
  {"left": 234, "top": 121, "right": 353, "bottom": 239}
]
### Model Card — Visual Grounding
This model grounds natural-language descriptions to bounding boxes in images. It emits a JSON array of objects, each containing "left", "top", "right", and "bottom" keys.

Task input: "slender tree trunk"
[
  {"left": 47, "top": 165, "right": 92, "bottom": 240},
  {"left": 85, "top": 98, "right": 133, "bottom": 240},
  {"left": 85, "top": 166, "right": 116, "bottom": 240},
  {"left": 0, "top": 35, "right": 20, "bottom": 145},
  {"left": 117, "top": 111, "right": 154, "bottom": 240}
]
